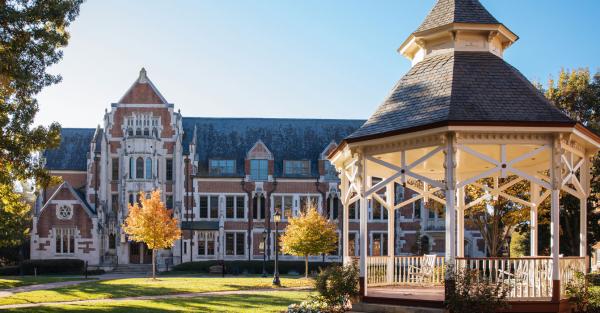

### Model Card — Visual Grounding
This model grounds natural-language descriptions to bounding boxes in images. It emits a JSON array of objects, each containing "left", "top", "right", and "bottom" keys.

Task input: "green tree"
[
  {"left": 543, "top": 69, "right": 600, "bottom": 255},
  {"left": 0, "top": 0, "right": 83, "bottom": 250},
  {"left": 280, "top": 207, "right": 338, "bottom": 278}
]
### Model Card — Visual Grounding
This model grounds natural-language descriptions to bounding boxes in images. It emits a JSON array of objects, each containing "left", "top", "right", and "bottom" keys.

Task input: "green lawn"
[
  {"left": 0, "top": 276, "right": 313, "bottom": 306},
  {"left": 2, "top": 290, "right": 312, "bottom": 312},
  {"left": 0, "top": 276, "right": 92, "bottom": 290}
]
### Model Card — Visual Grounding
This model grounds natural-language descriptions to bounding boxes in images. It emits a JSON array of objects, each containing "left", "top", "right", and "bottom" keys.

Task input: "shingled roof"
[
  {"left": 182, "top": 117, "right": 364, "bottom": 177},
  {"left": 415, "top": 0, "right": 500, "bottom": 33},
  {"left": 346, "top": 51, "right": 573, "bottom": 141},
  {"left": 44, "top": 128, "right": 96, "bottom": 171}
]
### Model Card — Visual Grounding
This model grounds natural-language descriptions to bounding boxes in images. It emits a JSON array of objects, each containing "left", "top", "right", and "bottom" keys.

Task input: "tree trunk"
[
  {"left": 305, "top": 255, "right": 309, "bottom": 278},
  {"left": 152, "top": 249, "right": 156, "bottom": 280}
]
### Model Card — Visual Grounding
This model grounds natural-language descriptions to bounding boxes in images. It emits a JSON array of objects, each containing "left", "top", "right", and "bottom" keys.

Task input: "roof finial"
[{"left": 138, "top": 67, "right": 148, "bottom": 83}]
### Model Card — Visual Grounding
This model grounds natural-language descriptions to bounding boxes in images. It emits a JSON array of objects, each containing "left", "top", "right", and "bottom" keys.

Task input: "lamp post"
[
  {"left": 273, "top": 209, "right": 281, "bottom": 286},
  {"left": 262, "top": 228, "right": 268, "bottom": 277}
]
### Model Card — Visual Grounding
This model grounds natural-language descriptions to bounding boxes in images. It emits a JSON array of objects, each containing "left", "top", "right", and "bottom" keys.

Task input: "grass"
[
  {"left": 2, "top": 290, "right": 313, "bottom": 312},
  {"left": 0, "top": 276, "right": 93, "bottom": 290},
  {"left": 0, "top": 275, "right": 313, "bottom": 306}
]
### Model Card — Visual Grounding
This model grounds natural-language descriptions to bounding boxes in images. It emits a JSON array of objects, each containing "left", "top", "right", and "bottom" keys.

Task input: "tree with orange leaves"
[{"left": 123, "top": 189, "right": 181, "bottom": 279}]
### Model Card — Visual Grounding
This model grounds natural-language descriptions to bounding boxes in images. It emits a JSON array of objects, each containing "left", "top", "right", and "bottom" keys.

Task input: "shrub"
[
  {"left": 171, "top": 260, "right": 338, "bottom": 276},
  {"left": 588, "top": 273, "right": 600, "bottom": 286},
  {"left": 314, "top": 263, "right": 359, "bottom": 310},
  {"left": 287, "top": 296, "right": 331, "bottom": 313},
  {"left": 566, "top": 271, "right": 590, "bottom": 313},
  {"left": 0, "top": 266, "right": 20, "bottom": 276},
  {"left": 20, "top": 259, "right": 84, "bottom": 275},
  {"left": 444, "top": 267, "right": 509, "bottom": 313}
]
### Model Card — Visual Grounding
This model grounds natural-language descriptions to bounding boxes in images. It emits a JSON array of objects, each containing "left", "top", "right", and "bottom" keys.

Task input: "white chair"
[{"left": 409, "top": 254, "right": 437, "bottom": 285}]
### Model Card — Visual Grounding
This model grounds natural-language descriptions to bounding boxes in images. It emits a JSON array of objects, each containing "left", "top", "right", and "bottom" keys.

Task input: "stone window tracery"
[{"left": 56, "top": 204, "right": 73, "bottom": 220}]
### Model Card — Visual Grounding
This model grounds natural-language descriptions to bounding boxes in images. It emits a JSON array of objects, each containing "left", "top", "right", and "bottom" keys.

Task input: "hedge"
[
  {"left": 172, "top": 260, "right": 340, "bottom": 275},
  {"left": 19, "top": 259, "right": 84, "bottom": 275},
  {"left": 0, "top": 266, "right": 20, "bottom": 276}
]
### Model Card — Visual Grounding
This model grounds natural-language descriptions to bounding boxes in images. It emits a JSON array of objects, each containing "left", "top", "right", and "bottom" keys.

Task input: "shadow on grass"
[{"left": 4, "top": 291, "right": 312, "bottom": 313}]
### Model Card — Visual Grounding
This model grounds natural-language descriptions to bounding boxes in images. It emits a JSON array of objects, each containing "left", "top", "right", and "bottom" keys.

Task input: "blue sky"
[{"left": 36, "top": 0, "right": 600, "bottom": 128}]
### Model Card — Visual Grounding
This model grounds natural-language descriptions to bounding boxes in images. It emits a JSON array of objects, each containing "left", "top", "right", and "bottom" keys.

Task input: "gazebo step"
[{"left": 351, "top": 302, "right": 444, "bottom": 313}]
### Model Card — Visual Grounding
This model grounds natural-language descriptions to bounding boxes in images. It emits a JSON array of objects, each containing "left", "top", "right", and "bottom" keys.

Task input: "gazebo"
[{"left": 329, "top": 0, "right": 600, "bottom": 312}]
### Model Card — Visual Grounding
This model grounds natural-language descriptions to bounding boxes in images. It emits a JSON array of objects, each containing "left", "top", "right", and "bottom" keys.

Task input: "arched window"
[
  {"left": 129, "top": 194, "right": 134, "bottom": 205},
  {"left": 135, "top": 128, "right": 141, "bottom": 136},
  {"left": 129, "top": 157, "right": 135, "bottom": 179},
  {"left": 127, "top": 128, "right": 133, "bottom": 136},
  {"left": 145, "top": 158, "right": 152, "bottom": 179},
  {"left": 152, "top": 128, "right": 158, "bottom": 138},
  {"left": 143, "top": 128, "right": 149, "bottom": 136},
  {"left": 136, "top": 157, "right": 144, "bottom": 179},
  {"left": 108, "top": 234, "right": 116, "bottom": 249}
]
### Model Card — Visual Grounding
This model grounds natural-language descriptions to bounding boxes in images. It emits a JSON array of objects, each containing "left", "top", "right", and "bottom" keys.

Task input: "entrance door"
[
  {"left": 129, "top": 242, "right": 141, "bottom": 264},
  {"left": 142, "top": 243, "right": 152, "bottom": 264}
]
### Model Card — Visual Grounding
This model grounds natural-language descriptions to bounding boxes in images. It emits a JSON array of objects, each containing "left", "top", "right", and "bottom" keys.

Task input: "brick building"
[{"left": 30, "top": 68, "right": 485, "bottom": 269}]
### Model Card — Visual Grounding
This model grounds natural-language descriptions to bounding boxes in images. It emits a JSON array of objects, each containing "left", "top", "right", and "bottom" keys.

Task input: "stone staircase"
[
  {"left": 350, "top": 302, "right": 444, "bottom": 313},
  {"left": 110, "top": 264, "right": 153, "bottom": 275}
]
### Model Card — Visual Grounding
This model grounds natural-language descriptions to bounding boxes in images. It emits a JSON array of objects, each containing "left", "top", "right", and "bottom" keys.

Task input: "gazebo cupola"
[
  {"left": 399, "top": 0, "right": 518, "bottom": 66},
  {"left": 330, "top": 0, "right": 600, "bottom": 308}
]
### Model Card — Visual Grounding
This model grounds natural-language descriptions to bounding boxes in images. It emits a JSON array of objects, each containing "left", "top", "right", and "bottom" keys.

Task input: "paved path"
[
  {"left": 0, "top": 287, "right": 312, "bottom": 310},
  {"left": 0, "top": 274, "right": 144, "bottom": 298}
]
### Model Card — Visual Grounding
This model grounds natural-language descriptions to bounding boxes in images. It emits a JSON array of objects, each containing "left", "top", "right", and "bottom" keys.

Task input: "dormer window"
[
  {"left": 284, "top": 160, "right": 310, "bottom": 177},
  {"left": 250, "top": 159, "right": 268, "bottom": 181},
  {"left": 323, "top": 161, "right": 338, "bottom": 180},
  {"left": 209, "top": 159, "right": 235, "bottom": 176}
]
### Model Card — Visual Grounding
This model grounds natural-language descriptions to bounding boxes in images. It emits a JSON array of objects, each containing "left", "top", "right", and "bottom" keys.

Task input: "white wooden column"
[
  {"left": 530, "top": 182, "right": 539, "bottom": 257},
  {"left": 580, "top": 153, "right": 590, "bottom": 259},
  {"left": 550, "top": 136, "right": 561, "bottom": 302},
  {"left": 386, "top": 182, "right": 395, "bottom": 284},
  {"left": 445, "top": 134, "right": 457, "bottom": 270},
  {"left": 341, "top": 173, "right": 351, "bottom": 265},
  {"left": 358, "top": 154, "right": 368, "bottom": 296},
  {"left": 456, "top": 187, "right": 465, "bottom": 258}
]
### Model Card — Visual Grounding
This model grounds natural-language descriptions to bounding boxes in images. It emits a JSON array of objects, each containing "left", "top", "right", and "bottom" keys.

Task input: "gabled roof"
[
  {"left": 415, "top": 0, "right": 500, "bottom": 33},
  {"left": 44, "top": 128, "right": 96, "bottom": 171},
  {"left": 39, "top": 181, "right": 96, "bottom": 216},
  {"left": 346, "top": 51, "right": 573, "bottom": 142},
  {"left": 118, "top": 68, "right": 168, "bottom": 104},
  {"left": 182, "top": 117, "right": 364, "bottom": 177}
]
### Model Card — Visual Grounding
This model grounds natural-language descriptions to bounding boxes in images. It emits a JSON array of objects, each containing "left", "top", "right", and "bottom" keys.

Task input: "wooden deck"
[{"left": 368, "top": 286, "right": 444, "bottom": 301}]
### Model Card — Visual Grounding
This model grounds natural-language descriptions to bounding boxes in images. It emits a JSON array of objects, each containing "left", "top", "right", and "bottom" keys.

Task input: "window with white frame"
[
  {"left": 55, "top": 228, "right": 75, "bottom": 254},
  {"left": 370, "top": 232, "right": 388, "bottom": 256},
  {"left": 272, "top": 195, "right": 294, "bottom": 220},
  {"left": 348, "top": 232, "right": 359, "bottom": 256},
  {"left": 284, "top": 160, "right": 310, "bottom": 177},
  {"left": 298, "top": 195, "right": 320, "bottom": 215},
  {"left": 348, "top": 201, "right": 360, "bottom": 220},
  {"left": 199, "top": 195, "right": 219, "bottom": 219},
  {"left": 197, "top": 231, "right": 217, "bottom": 256},
  {"left": 412, "top": 194, "right": 422, "bottom": 219},
  {"left": 225, "top": 232, "right": 245, "bottom": 256},
  {"left": 125, "top": 114, "right": 160, "bottom": 137},
  {"left": 209, "top": 159, "right": 236, "bottom": 176},
  {"left": 369, "top": 198, "right": 388, "bottom": 221},
  {"left": 225, "top": 195, "right": 245, "bottom": 219},
  {"left": 326, "top": 195, "right": 340, "bottom": 220},
  {"left": 328, "top": 232, "right": 340, "bottom": 256},
  {"left": 253, "top": 195, "right": 267, "bottom": 220},
  {"left": 249, "top": 159, "right": 268, "bottom": 181}
]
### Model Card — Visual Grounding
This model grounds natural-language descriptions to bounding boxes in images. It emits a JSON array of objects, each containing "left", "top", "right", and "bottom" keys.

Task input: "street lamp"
[
  {"left": 262, "top": 228, "right": 268, "bottom": 277},
  {"left": 273, "top": 209, "right": 281, "bottom": 286}
]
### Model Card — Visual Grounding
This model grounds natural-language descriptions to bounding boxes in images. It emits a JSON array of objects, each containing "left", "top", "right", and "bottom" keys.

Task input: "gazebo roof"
[
  {"left": 346, "top": 51, "right": 573, "bottom": 142},
  {"left": 415, "top": 0, "right": 500, "bottom": 33}
]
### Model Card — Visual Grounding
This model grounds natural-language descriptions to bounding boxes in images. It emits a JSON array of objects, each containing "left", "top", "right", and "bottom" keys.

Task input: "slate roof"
[
  {"left": 346, "top": 51, "right": 573, "bottom": 141},
  {"left": 44, "top": 128, "right": 96, "bottom": 171},
  {"left": 415, "top": 0, "right": 500, "bottom": 33},
  {"left": 182, "top": 117, "right": 365, "bottom": 177}
]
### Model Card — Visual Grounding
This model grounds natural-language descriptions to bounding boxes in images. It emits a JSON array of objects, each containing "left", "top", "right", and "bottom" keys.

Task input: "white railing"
[
  {"left": 366, "top": 256, "right": 586, "bottom": 301},
  {"left": 456, "top": 257, "right": 553, "bottom": 300},
  {"left": 559, "top": 257, "right": 586, "bottom": 299},
  {"left": 366, "top": 255, "right": 445, "bottom": 287}
]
